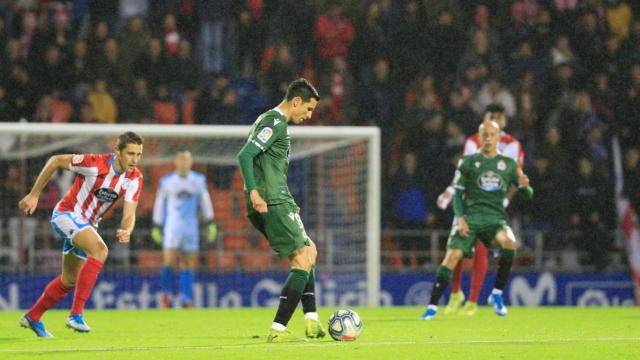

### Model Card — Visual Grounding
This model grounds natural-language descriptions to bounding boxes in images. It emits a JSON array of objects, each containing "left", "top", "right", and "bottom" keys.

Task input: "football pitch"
[{"left": 1, "top": 307, "right": 638, "bottom": 359}]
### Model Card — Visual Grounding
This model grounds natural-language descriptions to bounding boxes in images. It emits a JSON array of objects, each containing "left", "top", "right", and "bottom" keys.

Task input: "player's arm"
[
  {"left": 151, "top": 178, "right": 167, "bottom": 244},
  {"left": 236, "top": 141, "right": 267, "bottom": 213},
  {"left": 117, "top": 200, "right": 138, "bottom": 243},
  {"left": 236, "top": 118, "right": 282, "bottom": 214},
  {"left": 452, "top": 159, "right": 470, "bottom": 237},
  {"left": 18, "top": 154, "right": 73, "bottom": 215},
  {"left": 118, "top": 175, "right": 143, "bottom": 243},
  {"left": 199, "top": 176, "right": 217, "bottom": 242},
  {"left": 437, "top": 139, "right": 477, "bottom": 210},
  {"left": 516, "top": 167, "right": 534, "bottom": 199}
]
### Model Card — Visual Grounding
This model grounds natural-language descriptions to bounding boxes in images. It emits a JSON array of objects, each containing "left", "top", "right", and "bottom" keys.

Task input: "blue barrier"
[{"left": 0, "top": 272, "right": 634, "bottom": 310}]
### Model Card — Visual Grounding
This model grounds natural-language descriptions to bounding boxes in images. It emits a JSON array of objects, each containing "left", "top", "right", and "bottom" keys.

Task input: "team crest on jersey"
[
  {"left": 72, "top": 154, "right": 84, "bottom": 164},
  {"left": 94, "top": 188, "right": 119, "bottom": 202},
  {"left": 477, "top": 171, "right": 503, "bottom": 191},
  {"left": 475, "top": 161, "right": 480, "bottom": 168},
  {"left": 497, "top": 160, "right": 506, "bottom": 171},
  {"left": 274, "top": 118, "right": 281, "bottom": 126},
  {"left": 257, "top": 127, "right": 273, "bottom": 143},
  {"left": 177, "top": 190, "right": 193, "bottom": 199},
  {"left": 122, "top": 179, "right": 131, "bottom": 190}
]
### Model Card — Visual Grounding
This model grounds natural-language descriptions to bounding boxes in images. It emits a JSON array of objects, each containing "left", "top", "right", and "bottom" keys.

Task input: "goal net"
[{"left": 0, "top": 122, "right": 380, "bottom": 309}]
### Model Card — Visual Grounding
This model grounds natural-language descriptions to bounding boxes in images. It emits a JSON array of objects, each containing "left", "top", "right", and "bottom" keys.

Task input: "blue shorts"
[{"left": 50, "top": 211, "right": 92, "bottom": 260}]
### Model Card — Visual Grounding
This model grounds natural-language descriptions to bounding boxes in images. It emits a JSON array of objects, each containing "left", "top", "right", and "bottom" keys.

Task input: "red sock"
[
  {"left": 450, "top": 261, "right": 463, "bottom": 293},
  {"left": 468, "top": 243, "right": 489, "bottom": 303},
  {"left": 70, "top": 257, "right": 104, "bottom": 315},
  {"left": 27, "top": 275, "right": 72, "bottom": 321}
]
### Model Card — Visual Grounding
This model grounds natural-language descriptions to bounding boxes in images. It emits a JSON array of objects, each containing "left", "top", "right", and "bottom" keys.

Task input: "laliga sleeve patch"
[
  {"left": 257, "top": 127, "right": 273, "bottom": 143},
  {"left": 72, "top": 154, "right": 84, "bottom": 164}
]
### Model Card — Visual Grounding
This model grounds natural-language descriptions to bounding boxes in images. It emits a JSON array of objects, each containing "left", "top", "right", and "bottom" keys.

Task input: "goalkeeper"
[{"left": 152, "top": 150, "right": 217, "bottom": 308}]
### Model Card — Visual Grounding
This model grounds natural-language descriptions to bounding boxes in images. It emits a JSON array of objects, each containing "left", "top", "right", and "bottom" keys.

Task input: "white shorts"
[
  {"left": 50, "top": 211, "right": 93, "bottom": 259},
  {"left": 164, "top": 234, "right": 199, "bottom": 253}
]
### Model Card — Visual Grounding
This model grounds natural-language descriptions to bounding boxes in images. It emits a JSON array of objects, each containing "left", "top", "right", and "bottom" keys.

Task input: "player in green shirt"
[
  {"left": 236, "top": 78, "right": 325, "bottom": 342},
  {"left": 420, "top": 119, "right": 533, "bottom": 320}
]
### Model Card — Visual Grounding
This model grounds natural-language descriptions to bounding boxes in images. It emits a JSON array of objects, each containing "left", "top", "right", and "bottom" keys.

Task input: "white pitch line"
[{"left": 1, "top": 337, "right": 639, "bottom": 354}]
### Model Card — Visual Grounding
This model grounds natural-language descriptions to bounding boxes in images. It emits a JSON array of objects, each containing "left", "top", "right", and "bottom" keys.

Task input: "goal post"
[{"left": 0, "top": 122, "right": 381, "bottom": 307}]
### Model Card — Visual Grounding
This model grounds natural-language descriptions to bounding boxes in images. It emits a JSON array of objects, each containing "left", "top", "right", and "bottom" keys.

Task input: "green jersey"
[
  {"left": 453, "top": 152, "right": 520, "bottom": 221},
  {"left": 240, "top": 108, "right": 293, "bottom": 204}
]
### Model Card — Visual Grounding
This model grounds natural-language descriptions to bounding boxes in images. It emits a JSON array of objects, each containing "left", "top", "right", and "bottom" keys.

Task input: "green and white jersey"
[
  {"left": 453, "top": 152, "right": 520, "bottom": 221},
  {"left": 244, "top": 108, "right": 293, "bottom": 204}
]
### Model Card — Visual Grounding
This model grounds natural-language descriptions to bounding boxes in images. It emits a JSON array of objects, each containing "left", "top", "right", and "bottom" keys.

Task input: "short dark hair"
[
  {"left": 117, "top": 131, "right": 144, "bottom": 151},
  {"left": 285, "top": 78, "right": 320, "bottom": 102},
  {"left": 484, "top": 103, "right": 505, "bottom": 114}
]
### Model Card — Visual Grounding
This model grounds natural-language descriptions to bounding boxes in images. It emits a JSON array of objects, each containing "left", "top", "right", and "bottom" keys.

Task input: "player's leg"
[
  {"left": 421, "top": 248, "right": 464, "bottom": 320},
  {"left": 267, "top": 243, "right": 313, "bottom": 342},
  {"left": 444, "top": 215, "right": 466, "bottom": 315},
  {"left": 160, "top": 247, "right": 179, "bottom": 309},
  {"left": 300, "top": 240, "right": 325, "bottom": 339},
  {"left": 444, "top": 260, "right": 465, "bottom": 315},
  {"left": 265, "top": 204, "right": 312, "bottom": 343},
  {"left": 421, "top": 221, "right": 477, "bottom": 320},
  {"left": 20, "top": 251, "right": 80, "bottom": 338},
  {"left": 65, "top": 226, "right": 108, "bottom": 332},
  {"left": 488, "top": 226, "right": 518, "bottom": 316},
  {"left": 460, "top": 242, "right": 489, "bottom": 316},
  {"left": 179, "top": 251, "right": 198, "bottom": 308}
]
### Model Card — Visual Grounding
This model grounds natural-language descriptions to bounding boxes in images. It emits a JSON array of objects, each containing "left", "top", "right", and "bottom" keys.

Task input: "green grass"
[{"left": 1, "top": 307, "right": 639, "bottom": 359}]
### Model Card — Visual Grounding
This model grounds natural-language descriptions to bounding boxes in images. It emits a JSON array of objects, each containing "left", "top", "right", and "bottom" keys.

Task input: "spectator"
[
  {"left": 317, "top": 56, "right": 356, "bottom": 125},
  {"left": 390, "top": 152, "right": 429, "bottom": 267},
  {"left": 265, "top": 43, "right": 297, "bottom": 106},
  {"left": 118, "top": 16, "right": 150, "bottom": 71},
  {"left": 605, "top": 0, "right": 633, "bottom": 41},
  {"left": 391, "top": 1, "right": 429, "bottom": 85},
  {"left": 92, "top": 38, "right": 127, "bottom": 95},
  {"left": 31, "top": 45, "right": 68, "bottom": 96},
  {"left": 473, "top": 76, "right": 517, "bottom": 120},
  {"left": 168, "top": 39, "right": 200, "bottom": 99},
  {"left": 359, "top": 58, "right": 397, "bottom": 134},
  {"left": 351, "top": 1, "right": 388, "bottom": 83},
  {"left": 120, "top": 78, "right": 153, "bottom": 123},
  {"left": 431, "top": 9, "right": 465, "bottom": 80},
  {"left": 234, "top": 3, "right": 267, "bottom": 76},
  {"left": 153, "top": 85, "right": 179, "bottom": 124},
  {"left": 162, "top": 14, "right": 180, "bottom": 57},
  {"left": 458, "top": 30, "right": 504, "bottom": 84},
  {"left": 571, "top": 156, "right": 612, "bottom": 270},
  {"left": 87, "top": 20, "right": 110, "bottom": 66},
  {"left": 87, "top": 79, "right": 117, "bottom": 123},
  {"left": 313, "top": 0, "right": 355, "bottom": 76},
  {"left": 66, "top": 40, "right": 91, "bottom": 103},
  {"left": 445, "top": 90, "right": 476, "bottom": 136},
  {"left": 132, "top": 37, "right": 169, "bottom": 90},
  {"left": 197, "top": 0, "right": 236, "bottom": 74}
]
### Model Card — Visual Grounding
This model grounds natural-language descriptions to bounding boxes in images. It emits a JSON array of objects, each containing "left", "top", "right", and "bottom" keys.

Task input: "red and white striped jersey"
[
  {"left": 55, "top": 153, "right": 143, "bottom": 225},
  {"left": 463, "top": 131, "right": 524, "bottom": 167}
]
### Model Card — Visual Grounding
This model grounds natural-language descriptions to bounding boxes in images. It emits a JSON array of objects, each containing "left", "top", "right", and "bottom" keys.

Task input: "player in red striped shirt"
[
  {"left": 437, "top": 104, "right": 524, "bottom": 316},
  {"left": 18, "top": 132, "right": 144, "bottom": 337}
]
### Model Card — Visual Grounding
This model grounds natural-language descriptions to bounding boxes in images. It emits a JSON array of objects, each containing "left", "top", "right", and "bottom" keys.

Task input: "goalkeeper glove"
[
  {"left": 206, "top": 223, "right": 218, "bottom": 243},
  {"left": 151, "top": 226, "right": 163, "bottom": 245}
]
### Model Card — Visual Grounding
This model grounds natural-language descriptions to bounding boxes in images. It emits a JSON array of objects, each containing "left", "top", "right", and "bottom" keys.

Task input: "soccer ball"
[{"left": 328, "top": 309, "right": 363, "bottom": 341}]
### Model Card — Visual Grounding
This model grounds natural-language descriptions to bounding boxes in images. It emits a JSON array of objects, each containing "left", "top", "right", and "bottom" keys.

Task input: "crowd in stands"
[{"left": 2, "top": 0, "right": 640, "bottom": 270}]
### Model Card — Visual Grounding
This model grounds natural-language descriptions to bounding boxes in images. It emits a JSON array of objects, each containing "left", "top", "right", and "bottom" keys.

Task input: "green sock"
[
  {"left": 301, "top": 265, "right": 317, "bottom": 314},
  {"left": 429, "top": 266, "right": 453, "bottom": 305},
  {"left": 495, "top": 249, "right": 515, "bottom": 290},
  {"left": 274, "top": 269, "right": 309, "bottom": 326}
]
